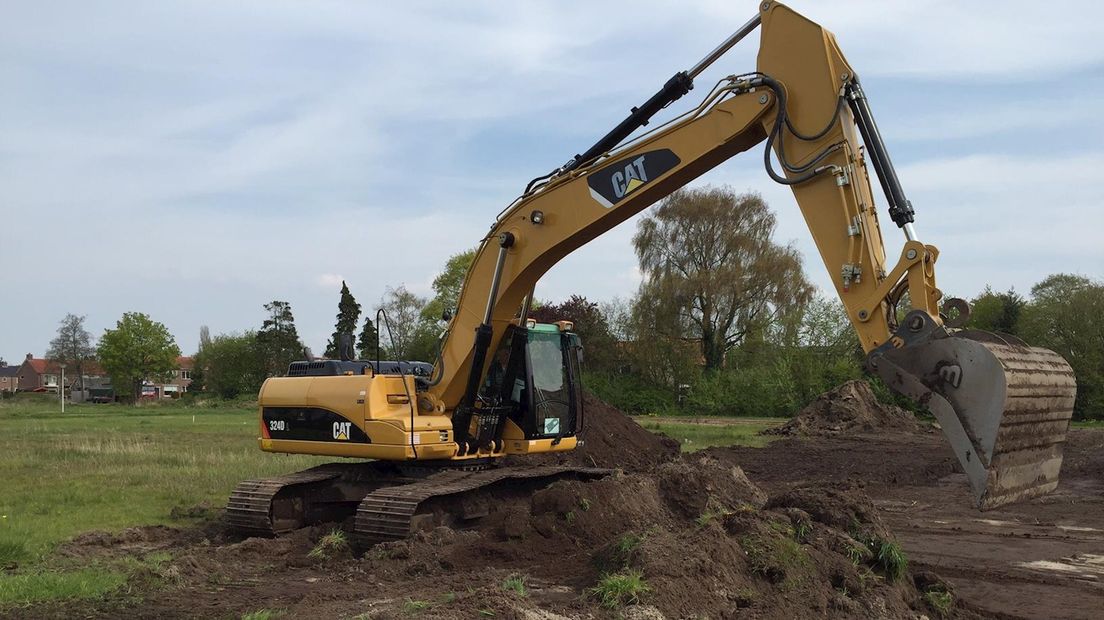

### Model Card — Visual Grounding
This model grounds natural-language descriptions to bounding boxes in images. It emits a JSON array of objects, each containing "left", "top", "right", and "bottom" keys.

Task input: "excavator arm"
[{"left": 426, "top": 1, "right": 1076, "bottom": 509}]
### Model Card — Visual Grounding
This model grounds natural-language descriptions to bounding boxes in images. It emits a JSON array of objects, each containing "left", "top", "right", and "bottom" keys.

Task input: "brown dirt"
[
  {"left": 723, "top": 429, "right": 1104, "bottom": 620},
  {"left": 9, "top": 392, "right": 981, "bottom": 620},
  {"left": 507, "top": 392, "right": 681, "bottom": 472},
  {"left": 762, "top": 380, "right": 918, "bottom": 437}
]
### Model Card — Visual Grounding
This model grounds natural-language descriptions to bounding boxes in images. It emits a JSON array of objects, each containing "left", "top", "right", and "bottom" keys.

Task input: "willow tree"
[{"left": 632, "top": 187, "right": 813, "bottom": 371}]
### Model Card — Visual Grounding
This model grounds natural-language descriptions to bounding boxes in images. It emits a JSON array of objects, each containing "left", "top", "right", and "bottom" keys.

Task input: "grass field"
[
  {"left": 0, "top": 397, "right": 330, "bottom": 606},
  {"left": 634, "top": 418, "right": 780, "bottom": 450}
]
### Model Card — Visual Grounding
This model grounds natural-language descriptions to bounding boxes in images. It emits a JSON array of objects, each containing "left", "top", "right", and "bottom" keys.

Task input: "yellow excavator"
[{"left": 228, "top": 2, "right": 1076, "bottom": 545}]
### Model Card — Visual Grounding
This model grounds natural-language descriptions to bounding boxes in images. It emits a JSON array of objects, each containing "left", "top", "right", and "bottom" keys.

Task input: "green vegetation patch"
[
  {"left": 0, "top": 400, "right": 329, "bottom": 567},
  {"left": 308, "top": 529, "right": 348, "bottom": 560},
  {"left": 0, "top": 568, "right": 127, "bottom": 605},
  {"left": 873, "top": 540, "right": 908, "bottom": 582},
  {"left": 402, "top": 599, "right": 433, "bottom": 614},
  {"left": 740, "top": 529, "right": 812, "bottom": 587},
  {"left": 589, "top": 569, "right": 650, "bottom": 609},
  {"left": 502, "top": 574, "right": 527, "bottom": 596},
  {"left": 636, "top": 420, "right": 778, "bottom": 450},
  {"left": 923, "top": 589, "right": 954, "bottom": 618},
  {"left": 241, "top": 610, "right": 286, "bottom": 620}
]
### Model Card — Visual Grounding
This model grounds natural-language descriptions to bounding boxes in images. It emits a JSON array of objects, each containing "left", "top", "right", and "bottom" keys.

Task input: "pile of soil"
[
  {"left": 709, "top": 423, "right": 1104, "bottom": 620},
  {"left": 508, "top": 392, "right": 681, "bottom": 472},
  {"left": 764, "top": 380, "right": 919, "bottom": 437},
  {"left": 34, "top": 457, "right": 970, "bottom": 619}
]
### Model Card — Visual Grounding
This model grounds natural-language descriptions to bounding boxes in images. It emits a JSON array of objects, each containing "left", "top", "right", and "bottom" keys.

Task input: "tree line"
[
  {"left": 530, "top": 187, "right": 1102, "bottom": 421},
  {"left": 194, "top": 254, "right": 477, "bottom": 399},
  {"left": 42, "top": 302, "right": 310, "bottom": 403},
  {"left": 38, "top": 186, "right": 1103, "bottom": 418}
]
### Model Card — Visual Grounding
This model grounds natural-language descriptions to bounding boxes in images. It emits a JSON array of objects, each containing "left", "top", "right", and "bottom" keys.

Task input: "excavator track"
[
  {"left": 227, "top": 462, "right": 611, "bottom": 543},
  {"left": 227, "top": 462, "right": 411, "bottom": 537},
  {"left": 353, "top": 465, "right": 610, "bottom": 547}
]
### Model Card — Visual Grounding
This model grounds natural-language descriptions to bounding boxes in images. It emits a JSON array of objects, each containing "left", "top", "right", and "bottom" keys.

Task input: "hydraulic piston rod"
[
  {"left": 557, "top": 13, "right": 763, "bottom": 175},
  {"left": 846, "top": 81, "right": 917, "bottom": 235}
]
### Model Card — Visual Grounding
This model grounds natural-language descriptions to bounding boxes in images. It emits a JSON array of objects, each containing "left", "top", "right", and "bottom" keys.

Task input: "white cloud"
[
  {"left": 694, "top": 0, "right": 1104, "bottom": 80},
  {"left": 2, "top": 0, "right": 1102, "bottom": 359},
  {"left": 315, "top": 274, "right": 346, "bottom": 289}
]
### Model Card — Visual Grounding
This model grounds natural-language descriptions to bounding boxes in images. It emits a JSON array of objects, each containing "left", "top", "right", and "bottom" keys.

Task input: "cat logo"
[
  {"left": 612, "top": 156, "right": 648, "bottom": 198},
  {"left": 333, "top": 421, "right": 352, "bottom": 440},
  {"left": 938, "top": 364, "right": 963, "bottom": 389},
  {"left": 587, "top": 149, "right": 681, "bottom": 208}
]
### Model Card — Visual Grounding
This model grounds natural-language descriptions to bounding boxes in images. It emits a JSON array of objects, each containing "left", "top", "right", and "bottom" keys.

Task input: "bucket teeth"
[{"left": 875, "top": 332, "right": 1076, "bottom": 510}]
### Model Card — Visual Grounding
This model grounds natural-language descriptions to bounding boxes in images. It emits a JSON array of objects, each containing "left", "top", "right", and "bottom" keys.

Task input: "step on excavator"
[{"left": 228, "top": 2, "right": 1077, "bottom": 546}]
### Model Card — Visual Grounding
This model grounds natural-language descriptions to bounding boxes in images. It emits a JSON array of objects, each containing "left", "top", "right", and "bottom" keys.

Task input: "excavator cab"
[{"left": 480, "top": 322, "right": 583, "bottom": 443}]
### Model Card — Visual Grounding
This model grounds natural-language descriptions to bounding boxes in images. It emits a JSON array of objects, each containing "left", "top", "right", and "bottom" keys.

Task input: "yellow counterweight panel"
[{"left": 257, "top": 374, "right": 459, "bottom": 459}]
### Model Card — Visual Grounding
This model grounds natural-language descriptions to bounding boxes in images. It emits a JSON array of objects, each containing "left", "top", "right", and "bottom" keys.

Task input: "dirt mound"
[
  {"left": 23, "top": 450, "right": 978, "bottom": 619},
  {"left": 710, "top": 433, "right": 961, "bottom": 489},
  {"left": 509, "top": 392, "right": 680, "bottom": 472},
  {"left": 361, "top": 453, "right": 966, "bottom": 619},
  {"left": 764, "top": 380, "right": 919, "bottom": 437}
]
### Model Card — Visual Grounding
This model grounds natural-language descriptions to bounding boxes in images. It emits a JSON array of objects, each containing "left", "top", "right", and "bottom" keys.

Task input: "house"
[
  {"left": 144, "top": 356, "right": 195, "bottom": 399},
  {"left": 0, "top": 363, "right": 19, "bottom": 393},
  {"left": 17, "top": 354, "right": 57, "bottom": 392},
  {"left": 17, "top": 354, "right": 106, "bottom": 393},
  {"left": 17, "top": 354, "right": 194, "bottom": 399}
]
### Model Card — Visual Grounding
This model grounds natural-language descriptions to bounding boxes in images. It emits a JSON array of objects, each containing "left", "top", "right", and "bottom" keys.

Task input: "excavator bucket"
[{"left": 873, "top": 314, "right": 1077, "bottom": 510}]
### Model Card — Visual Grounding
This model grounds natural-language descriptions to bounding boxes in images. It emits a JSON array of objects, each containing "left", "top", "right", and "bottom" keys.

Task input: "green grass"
[
  {"left": 923, "top": 589, "right": 954, "bottom": 618},
  {"left": 589, "top": 569, "right": 650, "bottom": 608},
  {"left": 241, "top": 610, "right": 285, "bottom": 620},
  {"left": 0, "top": 399, "right": 330, "bottom": 605},
  {"left": 402, "top": 599, "right": 432, "bottom": 614},
  {"left": 615, "top": 532, "right": 643, "bottom": 557},
  {"left": 793, "top": 520, "right": 812, "bottom": 543},
  {"left": 740, "top": 530, "right": 812, "bottom": 586},
  {"left": 0, "top": 400, "right": 329, "bottom": 564},
  {"left": 874, "top": 539, "right": 908, "bottom": 582},
  {"left": 308, "top": 529, "right": 349, "bottom": 560},
  {"left": 845, "top": 542, "right": 868, "bottom": 565},
  {"left": 695, "top": 505, "right": 735, "bottom": 527},
  {"left": 636, "top": 420, "right": 778, "bottom": 450},
  {"left": 1072, "top": 420, "right": 1103, "bottom": 428},
  {"left": 502, "top": 574, "right": 527, "bottom": 596},
  {"left": 0, "top": 568, "right": 128, "bottom": 605}
]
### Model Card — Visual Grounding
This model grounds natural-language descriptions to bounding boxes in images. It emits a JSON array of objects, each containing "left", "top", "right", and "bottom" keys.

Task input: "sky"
[{"left": 2, "top": 0, "right": 1103, "bottom": 361}]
